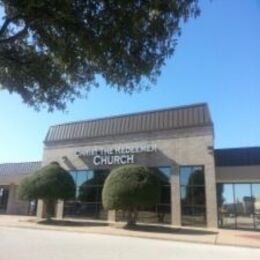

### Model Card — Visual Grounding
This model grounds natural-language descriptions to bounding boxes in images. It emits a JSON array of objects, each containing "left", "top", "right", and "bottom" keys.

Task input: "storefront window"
[
  {"left": 217, "top": 183, "right": 260, "bottom": 230},
  {"left": 217, "top": 184, "right": 235, "bottom": 228},
  {"left": 252, "top": 184, "right": 260, "bottom": 230},
  {"left": 66, "top": 167, "right": 172, "bottom": 223},
  {"left": 116, "top": 166, "right": 172, "bottom": 224},
  {"left": 64, "top": 169, "right": 110, "bottom": 220},
  {"left": 235, "top": 184, "right": 254, "bottom": 229},
  {"left": 180, "top": 166, "right": 206, "bottom": 227}
]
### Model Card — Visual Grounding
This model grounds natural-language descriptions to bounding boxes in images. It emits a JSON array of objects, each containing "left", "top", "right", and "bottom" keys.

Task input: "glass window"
[
  {"left": 180, "top": 166, "right": 206, "bottom": 227},
  {"left": 70, "top": 171, "right": 77, "bottom": 184},
  {"left": 78, "top": 185, "right": 97, "bottom": 202},
  {"left": 151, "top": 167, "right": 171, "bottom": 186},
  {"left": 180, "top": 166, "right": 204, "bottom": 186},
  {"left": 160, "top": 186, "right": 171, "bottom": 204},
  {"left": 65, "top": 169, "right": 110, "bottom": 220},
  {"left": 66, "top": 166, "right": 172, "bottom": 224},
  {"left": 86, "top": 171, "right": 94, "bottom": 183},
  {"left": 181, "top": 186, "right": 206, "bottom": 206},
  {"left": 217, "top": 183, "right": 260, "bottom": 230},
  {"left": 217, "top": 184, "right": 236, "bottom": 229},
  {"left": 252, "top": 184, "right": 260, "bottom": 230},
  {"left": 180, "top": 167, "right": 191, "bottom": 186},
  {"left": 234, "top": 184, "right": 254, "bottom": 229},
  {"left": 181, "top": 207, "right": 193, "bottom": 226},
  {"left": 192, "top": 207, "right": 206, "bottom": 226},
  {"left": 94, "top": 170, "right": 109, "bottom": 185},
  {"left": 117, "top": 166, "right": 172, "bottom": 224},
  {"left": 76, "top": 171, "right": 88, "bottom": 188},
  {"left": 159, "top": 167, "right": 171, "bottom": 185}
]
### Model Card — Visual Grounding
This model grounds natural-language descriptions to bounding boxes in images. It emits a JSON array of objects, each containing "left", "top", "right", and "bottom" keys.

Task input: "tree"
[
  {"left": 78, "top": 170, "right": 108, "bottom": 201},
  {"left": 19, "top": 162, "right": 75, "bottom": 218},
  {"left": 102, "top": 165, "right": 161, "bottom": 227},
  {"left": 185, "top": 168, "right": 205, "bottom": 206},
  {"left": 0, "top": 1, "right": 200, "bottom": 111}
]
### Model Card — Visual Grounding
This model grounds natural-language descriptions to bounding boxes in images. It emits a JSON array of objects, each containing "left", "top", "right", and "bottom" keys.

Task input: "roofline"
[
  {"left": 215, "top": 146, "right": 260, "bottom": 151},
  {"left": 47, "top": 102, "right": 211, "bottom": 129},
  {"left": 44, "top": 124, "right": 214, "bottom": 146},
  {"left": 0, "top": 161, "right": 42, "bottom": 166}
]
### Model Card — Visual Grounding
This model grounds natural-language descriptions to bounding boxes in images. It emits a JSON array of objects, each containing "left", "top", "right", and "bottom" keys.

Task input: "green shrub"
[
  {"left": 102, "top": 165, "right": 161, "bottom": 226},
  {"left": 19, "top": 162, "right": 75, "bottom": 218}
]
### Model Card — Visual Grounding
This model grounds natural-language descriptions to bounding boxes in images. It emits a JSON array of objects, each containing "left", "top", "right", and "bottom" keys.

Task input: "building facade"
[
  {"left": 1, "top": 103, "right": 260, "bottom": 230},
  {"left": 0, "top": 162, "right": 41, "bottom": 215}
]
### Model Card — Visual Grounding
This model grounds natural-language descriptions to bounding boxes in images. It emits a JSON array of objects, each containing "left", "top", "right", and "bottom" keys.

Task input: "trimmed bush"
[
  {"left": 102, "top": 165, "right": 161, "bottom": 226},
  {"left": 19, "top": 162, "right": 75, "bottom": 218}
]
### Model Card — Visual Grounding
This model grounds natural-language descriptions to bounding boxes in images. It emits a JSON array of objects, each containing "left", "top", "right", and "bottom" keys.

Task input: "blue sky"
[{"left": 0, "top": 0, "right": 260, "bottom": 163}]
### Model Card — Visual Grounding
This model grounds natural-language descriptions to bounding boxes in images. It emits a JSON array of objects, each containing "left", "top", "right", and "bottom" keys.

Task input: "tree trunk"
[
  {"left": 125, "top": 209, "right": 138, "bottom": 228},
  {"left": 45, "top": 200, "right": 55, "bottom": 220}
]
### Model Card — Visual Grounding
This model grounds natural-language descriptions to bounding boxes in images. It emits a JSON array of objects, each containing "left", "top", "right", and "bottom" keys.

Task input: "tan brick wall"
[
  {"left": 41, "top": 126, "right": 217, "bottom": 228},
  {"left": 6, "top": 184, "right": 30, "bottom": 215},
  {"left": 216, "top": 166, "right": 260, "bottom": 182}
]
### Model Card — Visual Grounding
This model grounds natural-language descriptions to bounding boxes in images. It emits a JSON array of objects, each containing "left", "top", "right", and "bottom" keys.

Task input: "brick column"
[
  {"left": 56, "top": 200, "right": 64, "bottom": 219},
  {"left": 108, "top": 210, "right": 116, "bottom": 222},
  {"left": 205, "top": 163, "right": 218, "bottom": 228},
  {"left": 171, "top": 166, "right": 181, "bottom": 226},
  {"left": 6, "top": 184, "right": 16, "bottom": 214},
  {"left": 36, "top": 199, "right": 46, "bottom": 218}
]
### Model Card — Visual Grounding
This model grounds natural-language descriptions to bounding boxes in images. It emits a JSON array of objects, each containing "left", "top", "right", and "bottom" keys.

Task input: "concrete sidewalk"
[{"left": 0, "top": 215, "right": 260, "bottom": 248}]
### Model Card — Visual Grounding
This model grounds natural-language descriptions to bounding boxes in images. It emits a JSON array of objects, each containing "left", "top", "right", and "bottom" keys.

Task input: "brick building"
[{"left": 1, "top": 103, "right": 260, "bottom": 230}]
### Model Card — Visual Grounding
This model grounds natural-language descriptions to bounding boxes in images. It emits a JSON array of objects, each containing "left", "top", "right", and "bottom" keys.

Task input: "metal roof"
[
  {"left": 45, "top": 103, "right": 213, "bottom": 145},
  {"left": 215, "top": 147, "right": 260, "bottom": 167},
  {"left": 0, "top": 161, "right": 41, "bottom": 185}
]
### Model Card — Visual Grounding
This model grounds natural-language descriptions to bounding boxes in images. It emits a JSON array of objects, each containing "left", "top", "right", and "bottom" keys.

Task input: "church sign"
[{"left": 76, "top": 144, "right": 157, "bottom": 166}]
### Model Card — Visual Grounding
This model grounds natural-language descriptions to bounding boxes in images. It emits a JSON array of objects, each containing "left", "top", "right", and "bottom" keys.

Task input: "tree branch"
[
  {"left": 0, "top": 25, "right": 28, "bottom": 44},
  {"left": 0, "top": 16, "right": 22, "bottom": 36},
  {"left": 0, "top": 18, "right": 12, "bottom": 36}
]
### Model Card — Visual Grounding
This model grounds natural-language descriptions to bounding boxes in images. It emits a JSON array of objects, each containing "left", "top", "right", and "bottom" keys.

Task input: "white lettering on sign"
[
  {"left": 93, "top": 155, "right": 135, "bottom": 166},
  {"left": 76, "top": 144, "right": 156, "bottom": 166},
  {"left": 76, "top": 144, "right": 157, "bottom": 157}
]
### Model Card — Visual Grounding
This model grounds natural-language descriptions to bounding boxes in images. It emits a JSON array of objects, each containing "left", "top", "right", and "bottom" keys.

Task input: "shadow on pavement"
[
  {"left": 124, "top": 224, "right": 218, "bottom": 236},
  {"left": 36, "top": 218, "right": 218, "bottom": 236},
  {"left": 37, "top": 219, "right": 108, "bottom": 227}
]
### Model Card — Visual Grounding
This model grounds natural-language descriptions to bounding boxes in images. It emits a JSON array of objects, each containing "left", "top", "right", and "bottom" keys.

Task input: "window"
[
  {"left": 217, "top": 184, "right": 235, "bottom": 228},
  {"left": 66, "top": 167, "right": 172, "bottom": 224},
  {"left": 180, "top": 166, "right": 206, "bottom": 227},
  {"left": 217, "top": 183, "right": 260, "bottom": 230},
  {"left": 252, "top": 184, "right": 260, "bottom": 229},
  {"left": 116, "top": 166, "right": 172, "bottom": 224},
  {"left": 64, "top": 169, "right": 110, "bottom": 220}
]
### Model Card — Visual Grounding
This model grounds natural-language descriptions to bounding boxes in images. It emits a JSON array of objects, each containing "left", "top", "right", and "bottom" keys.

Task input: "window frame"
[
  {"left": 179, "top": 165, "right": 207, "bottom": 227},
  {"left": 217, "top": 182, "right": 260, "bottom": 230}
]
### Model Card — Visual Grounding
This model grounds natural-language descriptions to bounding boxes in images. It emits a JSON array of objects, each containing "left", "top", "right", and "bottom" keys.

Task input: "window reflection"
[
  {"left": 66, "top": 167, "right": 172, "bottom": 224},
  {"left": 137, "top": 166, "right": 171, "bottom": 224},
  {"left": 117, "top": 166, "right": 172, "bottom": 224},
  {"left": 217, "top": 183, "right": 260, "bottom": 230},
  {"left": 87, "top": 171, "right": 94, "bottom": 183},
  {"left": 160, "top": 167, "right": 171, "bottom": 184},
  {"left": 180, "top": 166, "right": 204, "bottom": 186},
  {"left": 64, "top": 169, "right": 110, "bottom": 220},
  {"left": 252, "top": 184, "right": 260, "bottom": 230},
  {"left": 180, "top": 166, "right": 206, "bottom": 227},
  {"left": 217, "top": 184, "right": 235, "bottom": 228},
  {"left": 235, "top": 184, "right": 254, "bottom": 229}
]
